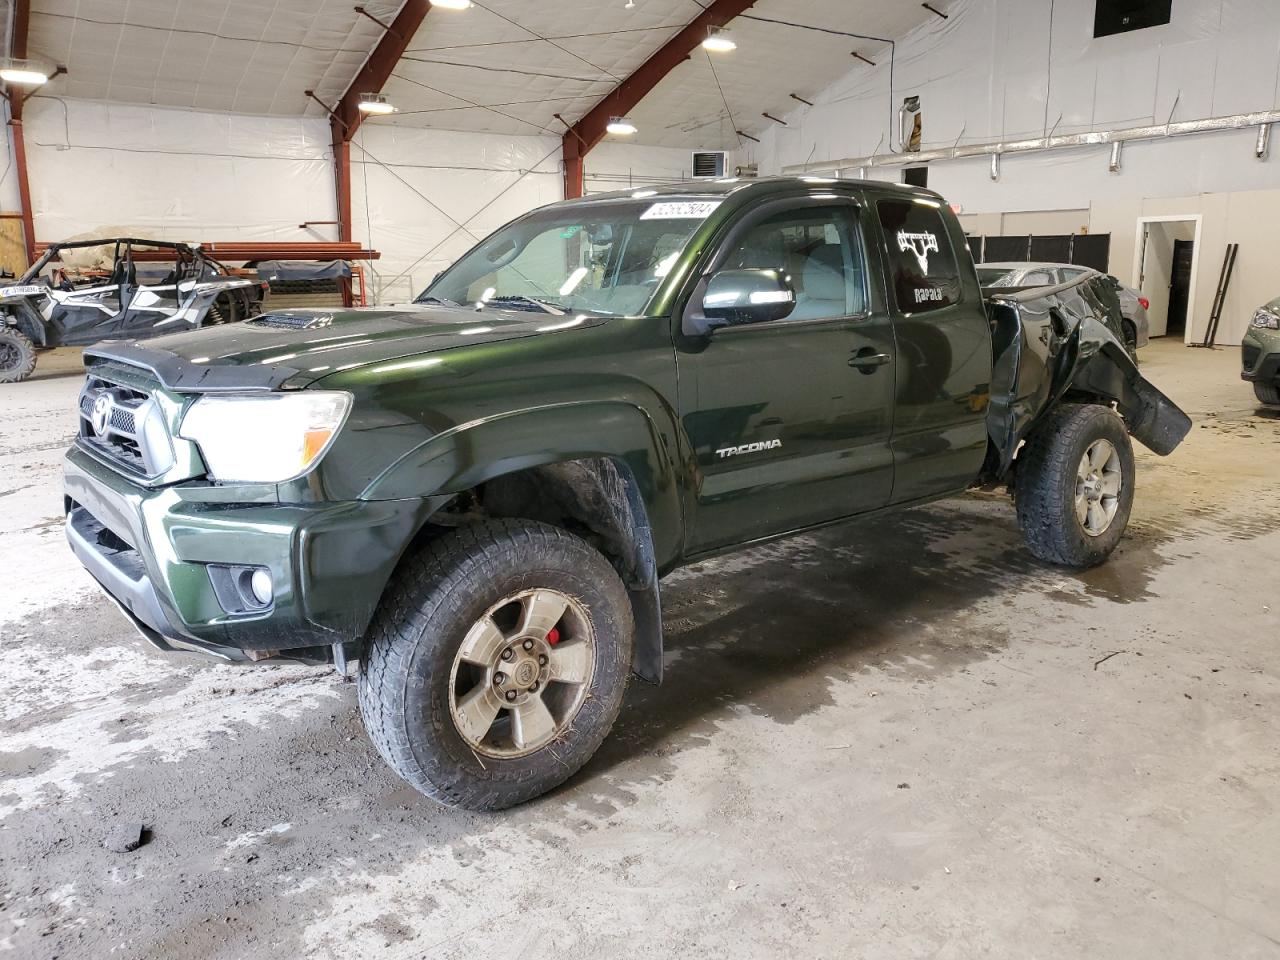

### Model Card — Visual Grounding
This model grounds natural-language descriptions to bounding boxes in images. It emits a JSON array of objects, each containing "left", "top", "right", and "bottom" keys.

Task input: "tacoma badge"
[{"left": 715, "top": 439, "right": 782, "bottom": 459}]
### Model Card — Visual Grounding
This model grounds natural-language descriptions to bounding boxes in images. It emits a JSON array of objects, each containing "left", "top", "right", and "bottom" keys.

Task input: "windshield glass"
[
  {"left": 976, "top": 267, "right": 1020, "bottom": 287},
  {"left": 418, "top": 199, "right": 716, "bottom": 316}
]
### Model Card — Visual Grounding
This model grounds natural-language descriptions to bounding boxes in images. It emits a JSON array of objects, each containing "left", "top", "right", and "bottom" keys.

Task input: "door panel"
[
  {"left": 873, "top": 197, "right": 991, "bottom": 503},
  {"left": 678, "top": 199, "right": 896, "bottom": 553}
]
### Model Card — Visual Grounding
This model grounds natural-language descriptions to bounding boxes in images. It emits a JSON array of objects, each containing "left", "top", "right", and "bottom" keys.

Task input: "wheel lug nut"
[
  {"left": 505, "top": 690, "right": 517, "bottom": 702},
  {"left": 493, "top": 672, "right": 505, "bottom": 685},
  {"left": 522, "top": 639, "right": 534, "bottom": 651},
  {"left": 537, "top": 653, "right": 548, "bottom": 666},
  {"left": 529, "top": 682, "right": 539, "bottom": 693},
  {"left": 501, "top": 648, "right": 514, "bottom": 661}
]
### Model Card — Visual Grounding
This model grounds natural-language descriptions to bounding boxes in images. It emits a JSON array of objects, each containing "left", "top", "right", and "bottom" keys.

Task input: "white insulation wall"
[
  {"left": 349, "top": 125, "right": 562, "bottom": 305},
  {"left": 751, "top": 0, "right": 1280, "bottom": 343},
  {"left": 23, "top": 97, "right": 336, "bottom": 243},
  {"left": 583, "top": 142, "right": 702, "bottom": 194},
  {"left": 350, "top": 134, "right": 715, "bottom": 303},
  {"left": 13, "top": 98, "right": 720, "bottom": 306}
]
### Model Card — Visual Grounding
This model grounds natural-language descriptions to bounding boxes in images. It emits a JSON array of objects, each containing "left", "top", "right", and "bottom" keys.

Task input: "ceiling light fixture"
[
  {"left": 358, "top": 92, "right": 396, "bottom": 115},
  {"left": 430, "top": 0, "right": 472, "bottom": 9},
  {"left": 606, "top": 116, "right": 637, "bottom": 135},
  {"left": 0, "top": 59, "right": 50, "bottom": 85},
  {"left": 702, "top": 27, "right": 736, "bottom": 52}
]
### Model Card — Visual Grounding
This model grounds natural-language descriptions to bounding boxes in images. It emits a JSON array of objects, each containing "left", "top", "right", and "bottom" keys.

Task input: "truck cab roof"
[{"left": 569, "top": 175, "right": 942, "bottom": 206}]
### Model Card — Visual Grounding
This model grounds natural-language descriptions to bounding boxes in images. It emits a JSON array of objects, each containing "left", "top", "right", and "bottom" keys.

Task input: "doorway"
[
  {"left": 1133, "top": 216, "right": 1201, "bottom": 341},
  {"left": 1167, "top": 238, "right": 1194, "bottom": 337}
]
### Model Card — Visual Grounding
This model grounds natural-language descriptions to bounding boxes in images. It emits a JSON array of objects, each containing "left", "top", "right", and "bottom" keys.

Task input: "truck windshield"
[{"left": 417, "top": 199, "right": 713, "bottom": 316}]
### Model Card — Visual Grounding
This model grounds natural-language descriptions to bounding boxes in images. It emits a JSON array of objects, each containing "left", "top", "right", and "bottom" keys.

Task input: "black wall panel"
[
  {"left": 1030, "top": 235, "right": 1071, "bottom": 263},
  {"left": 1070, "top": 234, "right": 1112, "bottom": 272},
  {"left": 982, "top": 236, "right": 1030, "bottom": 262}
]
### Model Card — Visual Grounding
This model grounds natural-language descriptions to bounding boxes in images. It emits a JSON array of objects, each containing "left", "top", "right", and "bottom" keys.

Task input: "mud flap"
[
  {"left": 1065, "top": 327, "right": 1192, "bottom": 456},
  {"left": 1122, "top": 378, "right": 1192, "bottom": 456}
]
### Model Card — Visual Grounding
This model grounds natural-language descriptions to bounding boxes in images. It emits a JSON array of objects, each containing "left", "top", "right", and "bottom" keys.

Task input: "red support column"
[
  {"left": 328, "top": 0, "right": 430, "bottom": 302},
  {"left": 10, "top": 117, "right": 35, "bottom": 266},
  {"left": 560, "top": 0, "right": 756, "bottom": 200}
]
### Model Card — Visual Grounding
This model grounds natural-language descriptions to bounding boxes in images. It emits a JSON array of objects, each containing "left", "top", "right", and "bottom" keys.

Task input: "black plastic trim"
[{"left": 84, "top": 341, "right": 300, "bottom": 392}]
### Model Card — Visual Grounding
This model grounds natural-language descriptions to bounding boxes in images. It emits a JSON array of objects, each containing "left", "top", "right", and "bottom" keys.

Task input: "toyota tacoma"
[{"left": 63, "top": 178, "right": 1190, "bottom": 809}]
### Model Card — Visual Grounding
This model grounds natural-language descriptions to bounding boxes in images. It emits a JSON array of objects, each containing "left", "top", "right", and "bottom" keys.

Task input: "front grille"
[
  {"left": 77, "top": 375, "right": 164, "bottom": 476},
  {"left": 109, "top": 406, "right": 137, "bottom": 433}
]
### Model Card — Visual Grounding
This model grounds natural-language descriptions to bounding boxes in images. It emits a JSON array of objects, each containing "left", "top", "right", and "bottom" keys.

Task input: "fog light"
[{"left": 249, "top": 568, "right": 273, "bottom": 606}]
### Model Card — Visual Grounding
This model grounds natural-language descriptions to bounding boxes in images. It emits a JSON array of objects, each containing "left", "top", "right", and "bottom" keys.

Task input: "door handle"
[{"left": 848, "top": 348, "right": 891, "bottom": 373}]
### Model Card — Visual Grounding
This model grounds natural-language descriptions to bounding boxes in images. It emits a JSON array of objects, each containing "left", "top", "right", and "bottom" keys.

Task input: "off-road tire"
[
  {"left": 1253, "top": 382, "right": 1280, "bottom": 406},
  {"left": 1015, "top": 403, "right": 1135, "bottom": 568},
  {"left": 358, "top": 519, "right": 633, "bottom": 810},
  {"left": 0, "top": 326, "right": 37, "bottom": 383}
]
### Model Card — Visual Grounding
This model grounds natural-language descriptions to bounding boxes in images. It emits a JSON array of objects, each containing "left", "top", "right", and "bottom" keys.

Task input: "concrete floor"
[{"left": 1, "top": 341, "right": 1278, "bottom": 959}]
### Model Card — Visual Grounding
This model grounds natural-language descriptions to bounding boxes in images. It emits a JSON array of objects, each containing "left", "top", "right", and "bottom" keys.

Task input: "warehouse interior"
[{"left": 2, "top": 0, "right": 1279, "bottom": 957}]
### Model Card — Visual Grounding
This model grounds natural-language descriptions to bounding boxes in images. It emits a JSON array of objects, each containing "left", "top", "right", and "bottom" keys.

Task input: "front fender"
[{"left": 361, "top": 400, "right": 685, "bottom": 570}]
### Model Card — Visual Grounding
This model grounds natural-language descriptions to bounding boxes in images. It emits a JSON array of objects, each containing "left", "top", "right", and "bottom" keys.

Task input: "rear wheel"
[
  {"left": 0, "top": 327, "right": 36, "bottom": 383},
  {"left": 1254, "top": 382, "right": 1280, "bottom": 406},
  {"left": 1015, "top": 403, "right": 1135, "bottom": 568},
  {"left": 358, "top": 519, "right": 633, "bottom": 810}
]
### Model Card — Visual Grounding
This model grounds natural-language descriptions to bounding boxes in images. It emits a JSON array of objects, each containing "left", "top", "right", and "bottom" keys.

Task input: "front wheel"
[
  {"left": 1254, "top": 382, "right": 1280, "bottom": 406},
  {"left": 0, "top": 326, "right": 37, "bottom": 383},
  {"left": 358, "top": 519, "right": 633, "bottom": 810},
  {"left": 1015, "top": 403, "right": 1136, "bottom": 568}
]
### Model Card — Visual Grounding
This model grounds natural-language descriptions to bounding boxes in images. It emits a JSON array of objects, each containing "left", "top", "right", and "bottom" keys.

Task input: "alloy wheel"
[
  {"left": 1075, "top": 438, "right": 1123, "bottom": 536},
  {"left": 448, "top": 588, "right": 595, "bottom": 758}
]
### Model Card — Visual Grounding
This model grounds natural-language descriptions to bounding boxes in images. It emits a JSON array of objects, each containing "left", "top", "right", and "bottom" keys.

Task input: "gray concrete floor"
[{"left": 1, "top": 341, "right": 1278, "bottom": 959}]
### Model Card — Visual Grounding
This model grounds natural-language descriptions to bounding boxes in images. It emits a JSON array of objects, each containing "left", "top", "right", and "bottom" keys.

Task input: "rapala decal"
[{"left": 897, "top": 229, "right": 939, "bottom": 273}]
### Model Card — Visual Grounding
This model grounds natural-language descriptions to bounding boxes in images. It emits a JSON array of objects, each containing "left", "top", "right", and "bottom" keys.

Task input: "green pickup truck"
[{"left": 64, "top": 177, "right": 1190, "bottom": 809}]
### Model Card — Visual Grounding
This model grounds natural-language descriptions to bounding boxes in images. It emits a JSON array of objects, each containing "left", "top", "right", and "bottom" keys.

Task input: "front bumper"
[
  {"left": 64, "top": 444, "right": 434, "bottom": 656},
  {"left": 1241, "top": 327, "right": 1280, "bottom": 384}
]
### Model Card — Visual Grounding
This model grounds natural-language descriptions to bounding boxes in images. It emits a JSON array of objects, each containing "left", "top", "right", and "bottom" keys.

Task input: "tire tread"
[
  {"left": 1015, "top": 402, "right": 1133, "bottom": 568},
  {"left": 358, "top": 519, "right": 631, "bottom": 809}
]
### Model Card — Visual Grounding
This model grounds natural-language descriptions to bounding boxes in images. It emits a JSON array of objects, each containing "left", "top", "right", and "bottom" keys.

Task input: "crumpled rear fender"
[
  {"left": 1055, "top": 316, "right": 1191, "bottom": 456},
  {"left": 985, "top": 286, "right": 1191, "bottom": 478}
]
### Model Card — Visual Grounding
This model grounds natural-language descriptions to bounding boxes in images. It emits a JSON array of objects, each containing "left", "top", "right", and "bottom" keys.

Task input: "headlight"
[
  {"left": 1253, "top": 308, "right": 1280, "bottom": 329},
  {"left": 179, "top": 391, "right": 352, "bottom": 483}
]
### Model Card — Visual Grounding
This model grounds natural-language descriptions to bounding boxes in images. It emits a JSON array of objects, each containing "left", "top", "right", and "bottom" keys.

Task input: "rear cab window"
[{"left": 876, "top": 198, "right": 962, "bottom": 313}]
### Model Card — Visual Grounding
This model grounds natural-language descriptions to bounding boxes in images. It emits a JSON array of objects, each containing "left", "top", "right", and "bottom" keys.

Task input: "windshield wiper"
[
  {"left": 414, "top": 294, "right": 461, "bottom": 306},
  {"left": 485, "top": 295, "right": 564, "bottom": 315}
]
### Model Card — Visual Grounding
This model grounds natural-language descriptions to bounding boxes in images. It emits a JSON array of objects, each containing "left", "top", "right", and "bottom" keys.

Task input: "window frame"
[
  {"left": 874, "top": 195, "right": 967, "bottom": 316},
  {"left": 683, "top": 194, "right": 872, "bottom": 336}
]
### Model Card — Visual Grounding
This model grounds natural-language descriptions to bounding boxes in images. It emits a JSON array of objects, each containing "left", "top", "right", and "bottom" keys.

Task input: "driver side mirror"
[{"left": 686, "top": 268, "right": 796, "bottom": 335}]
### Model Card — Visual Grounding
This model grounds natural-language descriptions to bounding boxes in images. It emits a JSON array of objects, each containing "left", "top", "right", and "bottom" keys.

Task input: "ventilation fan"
[{"left": 691, "top": 151, "right": 727, "bottom": 179}]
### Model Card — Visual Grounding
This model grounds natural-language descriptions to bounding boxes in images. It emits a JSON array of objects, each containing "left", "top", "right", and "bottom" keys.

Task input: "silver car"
[{"left": 976, "top": 261, "right": 1150, "bottom": 350}]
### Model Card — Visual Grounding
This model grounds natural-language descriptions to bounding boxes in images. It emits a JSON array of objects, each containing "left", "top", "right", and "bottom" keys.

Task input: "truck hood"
[{"left": 84, "top": 305, "right": 608, "bottom": 391}]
